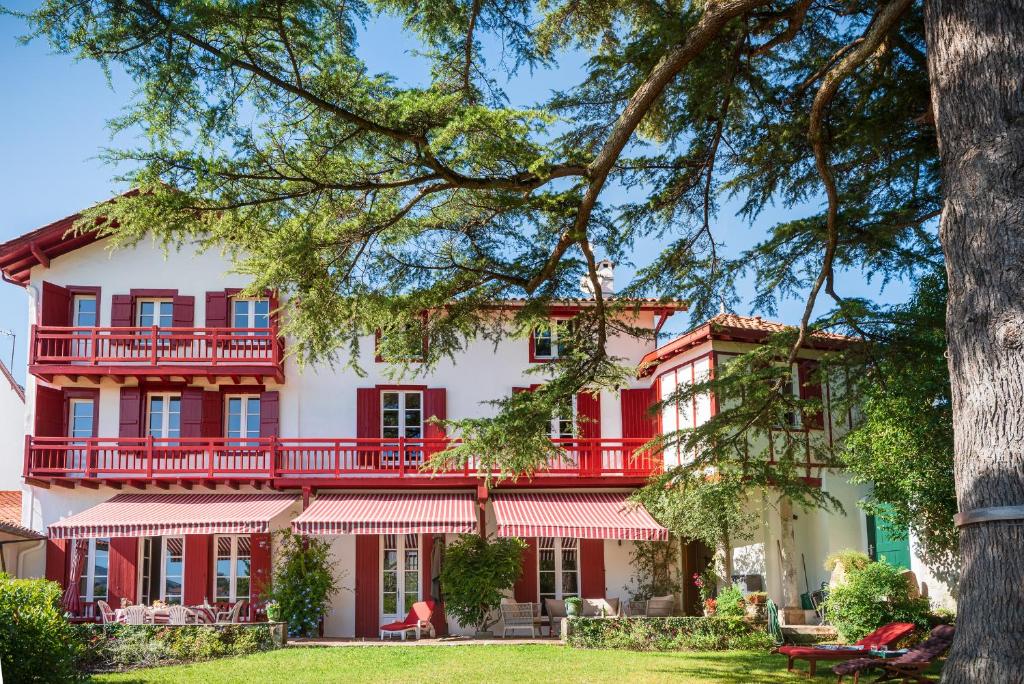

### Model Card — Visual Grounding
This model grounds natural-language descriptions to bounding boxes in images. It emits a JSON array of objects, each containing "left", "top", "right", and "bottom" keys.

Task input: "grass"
[{"left": 92, "top": 645, "right": 838, "bottom": 683}]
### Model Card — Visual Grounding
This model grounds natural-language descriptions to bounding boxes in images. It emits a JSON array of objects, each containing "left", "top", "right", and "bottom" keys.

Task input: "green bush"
[
  {"left": 824, "top": 549, "right": 871, "bottom": 573},
  {"left": 73, "top": 623, "right": 279, "bottom": 672},
  {"left": 0, "top": 573, "right": 84, "bottom": 683},
  {"left": 266, "top": 530, "right": 339, "bottom": 638},
  {"left": 566, "top": 616, "right": 774, "bottom": 651},
  {"left": 823, "top": 561, "right": 930, "bottom": 642},
  {"left": 714, "top": 585, "right": 745, "bottom": 617},
  {"left": 440, "top": 534, "right": 526, "bottom": 633}
]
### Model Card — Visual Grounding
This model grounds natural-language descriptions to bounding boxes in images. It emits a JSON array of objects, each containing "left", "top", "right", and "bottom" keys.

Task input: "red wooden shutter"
[
  {"left": 621, "top": 387, "right": 657, "bottom": 475},
  {"left": 798, "top": 361, "right": 824, "bottom": 430},
  {"left": 108, "top": 537, "right": 139, "bottom": 606},
  {"left": 40, "top": 282, "right": 71, "bottom": 326},
  {"left": 513, "top": 537, "right": 538, "bottom": 603},
  {"left": 354, "top": 534, "right": 380, "bottom": 637},
  {"left": 110, "top": 295, "right": 133, "bottom": 327},
  {"left": 119, "top": 387, "right": 143, "bottom": 438},
  {"left": 512, "top": 386, "right": 530, "bottom": 394},
  {"left": 34, "top": 385, "right": 65, "bottom": 437},
  {"left": 45, "top": 539, "right": 68, "bottom": 584},
  {"left": 356, "top": 388, "right": 380, "bottom": 467},
  {"left": 250, "top": 533, "right": 272, "bottom": 621},
  {"left": 183, "top": 535, "right": 212, "bottom": 606},
  {"left": 576, "top": 391, "right": 602, "bottom": 475},
  {"left": 259, "top": 391, "right": 280, "bottom": 437},
  {"left": 423, "top": 388, "right": 446, "bottom": 461},
  {"left": 421, "top": 535, "right": 447, "bottom": 636},
  {"left": 172, "top": 295, "right": 195, "bottom": 328},
  {"left": 180, "top": 387, "right": 204, "bottom": 438},
  {"left": 205, "top": 291, "right": 229, "bottom": 327},
  {"left": 201, "top": 390, "right": 222, "bottom": 438},
  {"left": 579, "top": 539, "right": 606, "bottom": 599}
]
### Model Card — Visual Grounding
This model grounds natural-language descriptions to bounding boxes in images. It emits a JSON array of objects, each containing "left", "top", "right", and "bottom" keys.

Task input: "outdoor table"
[{"left": 112, "top": 606, "right": 217, "bottom": 624}]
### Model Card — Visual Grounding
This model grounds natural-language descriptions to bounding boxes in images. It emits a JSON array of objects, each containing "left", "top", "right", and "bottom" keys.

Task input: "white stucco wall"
[{"left": 0, "top": 369, "right": 25, "bottom": 492}]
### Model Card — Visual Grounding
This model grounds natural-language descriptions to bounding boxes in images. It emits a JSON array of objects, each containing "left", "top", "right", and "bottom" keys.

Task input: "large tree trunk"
[{"left": 924, "top": 2, "right": 1024, "bottom": 681}]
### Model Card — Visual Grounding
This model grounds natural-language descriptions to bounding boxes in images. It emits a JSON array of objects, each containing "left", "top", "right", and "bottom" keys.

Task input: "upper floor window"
[
  {"left": 68, "top": 398, "right": 95, "bottom": 439},
  {"left": 780, "top": 364, "right": 802, "bottom": 429},
  {"left": 226, "top": 395, "right": 261, "bottom": 441},
  {"left": 148, "top": 393, "right": 181, "bottom": 439},
  {"left": 532, "top": 320, "right": 573, "bottom": 361},
  {"left": 78, "top": 538, "right": 109, "bottom": 605},
  {"left": 550, "top": 396, "right": 576, "bottom": 439},
  {"left": 214, "top": 535, "right": 251, "bottom": 604},
  {"left": 232, "top": 298, "right": 270, "bottom": 334},
  {"left": 137, "top": 298, "right": 173, "bottom": 328},
  {"left": 381, "top": 391, "right": 422, "bottom": 439},
  {"left": 72, "top": 295, "right": 97, "bottom": 327}
]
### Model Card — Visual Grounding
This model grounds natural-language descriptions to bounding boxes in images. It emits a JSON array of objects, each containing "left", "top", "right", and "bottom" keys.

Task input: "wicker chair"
[{"left": 500, "top": 603, "right": 537, "bottom": 638}]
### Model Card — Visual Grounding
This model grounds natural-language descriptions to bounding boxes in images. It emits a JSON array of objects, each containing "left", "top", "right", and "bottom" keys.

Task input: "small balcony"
[
  {"left": 23, "top": 436, "right": 661, "bottom": 489},
  {"left": 29, "top": 325, "right": 284, "bottom": 382}
]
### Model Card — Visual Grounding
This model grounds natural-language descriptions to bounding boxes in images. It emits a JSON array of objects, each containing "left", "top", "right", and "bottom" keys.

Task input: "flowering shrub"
[
  {"left": 823, "top": 560, "right": 930, "bottom": 642},
  {"left": 567, "top": 616, "right": 774, "bottom": 651},
  {"left": 0, "top": 574, "right": 84, "bottom": 682},
  {"left": 266, "top": 530, "right": 339, "bottom": 637}
]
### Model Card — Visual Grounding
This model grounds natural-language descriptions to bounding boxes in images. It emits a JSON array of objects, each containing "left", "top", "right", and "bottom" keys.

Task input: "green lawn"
[{"left": 92, "top": 645, "right": 836, "bottom": 683}]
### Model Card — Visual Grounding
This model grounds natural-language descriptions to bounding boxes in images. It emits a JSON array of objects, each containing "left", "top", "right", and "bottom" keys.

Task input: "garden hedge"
[
  {"left": 0, "top": 574, "right": 85, "bottom": 683},
  {"left": 74, "top": 623, "right": 283, "bottom": 672},
  {"left": 566, "top": 616, "right": 775, "bottom": 651}
]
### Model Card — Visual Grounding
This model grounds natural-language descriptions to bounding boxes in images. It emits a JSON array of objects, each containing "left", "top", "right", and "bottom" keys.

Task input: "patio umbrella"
[{"left": 60, "top": 539, "right": 88, "bottom": 616}]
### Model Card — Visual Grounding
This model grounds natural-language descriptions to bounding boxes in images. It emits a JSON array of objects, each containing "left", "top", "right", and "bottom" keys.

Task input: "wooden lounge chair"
[
  {"left": 779, "top": 622, "right": 917, "bottom": 677},
  {"left": 833, "top": 625, "right": 954, "bottom": 683},
  {"left": 379, "top": 600, "right": 436, "bottom": 640}
]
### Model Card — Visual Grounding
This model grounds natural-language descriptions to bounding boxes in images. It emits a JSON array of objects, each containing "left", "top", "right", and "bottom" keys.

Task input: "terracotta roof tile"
[{"left": 0, "top": 491, "right": 22, "bottom": 527}]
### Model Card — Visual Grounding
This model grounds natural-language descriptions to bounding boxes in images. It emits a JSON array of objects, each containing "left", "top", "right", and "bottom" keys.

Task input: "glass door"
[{"left": 381, "top": 533, "right": 420, "bottom": 621}]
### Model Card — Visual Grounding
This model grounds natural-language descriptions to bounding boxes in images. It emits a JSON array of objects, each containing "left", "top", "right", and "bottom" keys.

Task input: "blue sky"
[{"left": 0, "top": 7, "right": 911, "bottom": 383}]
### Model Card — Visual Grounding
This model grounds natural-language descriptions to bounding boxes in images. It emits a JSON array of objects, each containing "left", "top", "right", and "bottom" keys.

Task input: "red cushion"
[
  {"left": 855, "top": 622, "right": 916, "bottom": 648},
  {"left": 779, "top": 645, "right": 866, "bottom": 660},
  {"left": 380, "top": 621, "right": 415, "bottom": 631}
]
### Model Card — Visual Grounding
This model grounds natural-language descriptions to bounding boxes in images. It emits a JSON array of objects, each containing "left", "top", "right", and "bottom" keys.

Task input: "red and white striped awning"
[
  {"left": 292, "top": 493, "right": 477, "bottom": 536},
  {"left": 48, "top": 493, "right": 298, "bottom": 539},
  {"left": 491, "top": 493, "right": 668, "bottom": 541}
]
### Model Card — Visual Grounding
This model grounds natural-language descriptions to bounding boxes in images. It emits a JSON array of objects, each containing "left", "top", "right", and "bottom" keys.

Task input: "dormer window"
[{"left": 531, "top": 320, "right": 573, "bottom": 361}]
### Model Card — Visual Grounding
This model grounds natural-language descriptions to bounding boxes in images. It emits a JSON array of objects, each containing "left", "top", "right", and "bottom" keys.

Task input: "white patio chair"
[
  {"left": 216, "top": 600, "right": 247, "bottom": 624},
  {"left": 123, "top": 605, "right": 149, "bottom": 625},
  {"left": 167, "top": 605, "right": 195, "bottom": 625},
  {"left": 500, "top": 603, "right": 536, "bottom": 638},
  {"left": 95, "top": 599, "right": 116, "bottom": 625}
]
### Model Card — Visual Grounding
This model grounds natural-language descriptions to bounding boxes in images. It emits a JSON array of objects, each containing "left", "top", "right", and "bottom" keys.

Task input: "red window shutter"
[
  {"left": 512, "top": 386, "right": 530, "bottom": 394},
  {"left": 798, "top": 360, "right": 824, "bottom": 430},
  {"left": 259, "top": 391, "right": 280, "bottom": 437},
  {"left": 201, "top": 390, "right": 223, "bottom": 438},
  {"left": 183, "top": 535, "right": 212, "bottom": 606},
  {"left": 110, "top": 295, "right": 133, "bottom": 327},
  {"left": 205, "top": 291, "right": 229, "bottom": 327},
  {"left": 579, "top": 539, "right": 606, "bottom": 599},
  {"left": 250, "top": 533, "right": 272, "bottom": 621},
  {"left": 420, "top": 535, "right": 447, "bottom": 636},
  {"left": 119, "top": 387, "right": 143, "bottom": 438},
  {"left": 356, "top": 388, "right": 380, "bottom": 467},
  {"left": 180, "top": 388, "right": 204, "bottom": 438},
  {"left": 34, "top": 385, "right": 65, "bottom": 437},
  {"left": 576, "top": 392, "right": 602, "bottom": 475},
  {"left": 621, "top": 387, "right": 657, "bottom": 440},
  {"left": 423, "top": 388, "right": 447, "bottom": 438},
  {"left": 45, "top": 539, "right": 68, "bottom": 584},
  {"left": 172, "top": 295, "right": 195, "bottom": 328},
  {"left": 40, "top": 282, "right": 71, "bottom": 326},
  {"left": 354, "top": 534, "right": 380, "bottom": 637},
  {"left": 108, "top": 537, "right": 139, "bottom": 606},
  {"left": 513, "top": 537, "right": 538, "bottom": 603}
]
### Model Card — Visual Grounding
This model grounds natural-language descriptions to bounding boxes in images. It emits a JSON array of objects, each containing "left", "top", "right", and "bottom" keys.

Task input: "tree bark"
[
  {"left": 924, "top": 2, "right": 1024, "bottom": 681},
  {"left": 778, "top": 496, "right": 801, "bottom": 611}
]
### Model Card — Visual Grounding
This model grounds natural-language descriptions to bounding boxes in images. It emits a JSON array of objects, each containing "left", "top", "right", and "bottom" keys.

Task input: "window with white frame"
[
  {"left": 538, "top": 537, "right": 579, "bottom": 609},
  {"left": 136, "top": 299, "right": 173, "bottom": 328},
  {"left": 73, "top": 294, "right": 97, "bottom": 327},
  {"left": 550, "top": 395, "right": 576, "bottom": 439},
  {"left": 67, "top": 398, "right": 95, "bottom": 471},
  {"left": 139, "top": 537, "right": 154, "bottom": 605},
  {"left": 214, "top": 536, "right": 251, "bottom": 604},
  {"left": 532, "top": 320, "right": 573, "bottom": 359},
  {"left": 78, "top": 538, "right": 109, "bottom": 604},
  {"left": 232, "top": 298, "right": 270, "bottom": 335},
  {"left": 225, "top": 395, "right": 261, "bottom": 443},
  {"left": 382, "top": 533, "right": 420, "bottom": 619},
  {"left": 780, "top": 363, "right": 802, "bottom": 429},
  {"left": 147, "top": 394, "right": 181, "bottom": 439},
  {"left": 381, "top": 391, "right": 423, "bottom": 465},
  {"left": 161, "top": 536, "right": 185, "bottom": 605}
]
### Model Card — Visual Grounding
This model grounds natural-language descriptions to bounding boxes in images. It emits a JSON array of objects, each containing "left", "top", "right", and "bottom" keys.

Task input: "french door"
[
  {"left": 380, "top": 391, "right": 423, "bottom": 466},
  {"left": 67, "top": 398, "right": 95, "bottom": 471},
  {"left": 381, "top": 533, "right": 420, "bottom": 621}
]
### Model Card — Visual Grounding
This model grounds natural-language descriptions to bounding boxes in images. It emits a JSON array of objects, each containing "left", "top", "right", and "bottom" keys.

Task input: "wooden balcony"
[
  {"left": 29, "top": 325, "right": 284, "bottom": 382},
  {"left": 23, "top": 436, "right": 662, "bottom": 490}
]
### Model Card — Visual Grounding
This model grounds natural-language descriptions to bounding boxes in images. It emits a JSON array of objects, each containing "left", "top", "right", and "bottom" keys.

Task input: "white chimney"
[{"left": 580, "top": 259, "right": 615, "bottom": 297}]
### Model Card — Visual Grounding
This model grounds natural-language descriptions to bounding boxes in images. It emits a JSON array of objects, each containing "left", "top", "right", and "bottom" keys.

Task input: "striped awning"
[
  {"left": 48, "top": 493, "right": 298, "bottom": 539},
  {"left": 491, "top": 493, "right": 668, "bottom": 541},
  {"left": 292, "top": 493, "right": 477, "bottom": 536}
]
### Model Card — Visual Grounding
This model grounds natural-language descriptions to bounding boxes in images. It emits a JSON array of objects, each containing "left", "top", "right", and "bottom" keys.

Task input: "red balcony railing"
[
  {"left": 30, "top": 325, "right": 282, "bottom": 368},
  {"left": 24, "top": 436, "right": 662, "bottom": 485}
]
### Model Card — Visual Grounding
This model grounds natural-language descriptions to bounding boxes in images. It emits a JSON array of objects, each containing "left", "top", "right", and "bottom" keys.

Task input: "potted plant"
[
  {"left": 564, "top": 597, "right": 583, "bottom": 617},
  {"left": 745, "top": 592, "right": 768, "bottom": 620},
  {"left": 265, "top": 599, "right": 281, "bottom": 622},
  {"left": 703, "top": 598, "right": 717, "bottom": 616},
  {"left": 440, "top": 535, "right": 527, "bottom": 638}
]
